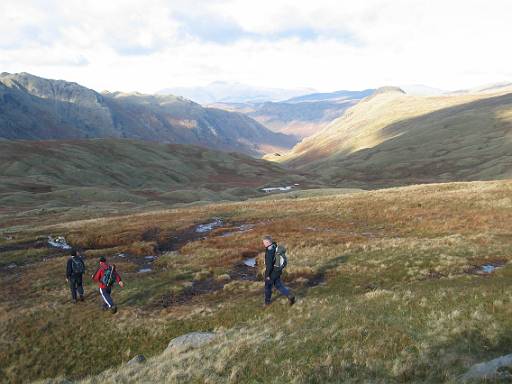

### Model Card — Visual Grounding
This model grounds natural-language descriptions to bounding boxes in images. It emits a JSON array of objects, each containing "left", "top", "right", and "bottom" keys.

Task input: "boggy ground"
[{"left": 3, "top": 180, "right": 512, "bottom": 383}]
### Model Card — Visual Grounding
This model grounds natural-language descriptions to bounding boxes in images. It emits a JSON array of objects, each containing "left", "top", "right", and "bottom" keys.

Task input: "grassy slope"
[
  {"left": 0, "top": 139, "right": 312, "bottom": 228},
  {"left": 2, "top": 180, "right": 512, "bottom": 382},
  {"left": 274, "top": 88, "right": 512, "bottom": 188}
]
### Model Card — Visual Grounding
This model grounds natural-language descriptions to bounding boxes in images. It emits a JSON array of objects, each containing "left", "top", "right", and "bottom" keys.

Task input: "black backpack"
[{"left": 71, "top": 257, "right": 85, "bottom": 274}]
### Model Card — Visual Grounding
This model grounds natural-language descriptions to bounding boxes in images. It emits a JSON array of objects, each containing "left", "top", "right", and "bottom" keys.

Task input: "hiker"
[
  {"left": 66, "top": 249, "right": 86, "bottom": 303},
  {"left": 92, "top": 256, "right": 124, "bottom": 313},
  {"left": 263, "top": 235, "right": 295, "bottom": 307}
]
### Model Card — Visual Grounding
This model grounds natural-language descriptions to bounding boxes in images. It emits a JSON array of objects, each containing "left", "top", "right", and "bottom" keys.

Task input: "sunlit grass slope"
[{"left": 275, "top": 88, "right": 512, "bottom": 188}]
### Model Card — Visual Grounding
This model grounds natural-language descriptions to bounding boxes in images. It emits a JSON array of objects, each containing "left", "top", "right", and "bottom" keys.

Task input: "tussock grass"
[{"left": 3, "top": 180, "right": 512, "bottom": 383}]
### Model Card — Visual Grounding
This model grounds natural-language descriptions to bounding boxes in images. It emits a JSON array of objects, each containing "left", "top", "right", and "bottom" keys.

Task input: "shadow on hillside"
[
  {"left": 412, "top": 326, "right": 512, "bottom": 381},
  {"left": 292, "top": 255, "right": 349, "bottom": 290},
  {"left": 315, "top": 92, "right": 512, "bottom": 186}
]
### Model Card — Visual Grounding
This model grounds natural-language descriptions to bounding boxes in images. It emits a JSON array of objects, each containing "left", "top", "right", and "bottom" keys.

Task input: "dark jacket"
[
  {"left": 92, "top": 261, "right": 122, "bottom": 289},
  {"left": 66, "top": 256, "right": 85, "bottom": 278},
  {"left": 264, "top": 242, "right": 277, "bottom": 279}
]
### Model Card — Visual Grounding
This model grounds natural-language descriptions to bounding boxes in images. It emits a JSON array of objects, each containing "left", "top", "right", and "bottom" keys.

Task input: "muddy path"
[
  {"left": 156, "top": 219, "right": 255, "bottom": 253},
  {"left": 111, "top": 218, "right": 257, "bottom": 274}
]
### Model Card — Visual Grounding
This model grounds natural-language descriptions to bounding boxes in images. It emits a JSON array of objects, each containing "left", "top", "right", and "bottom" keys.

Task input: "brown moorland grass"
[{"left": 2, "top": 180, "right": 512, "bottom": 382}]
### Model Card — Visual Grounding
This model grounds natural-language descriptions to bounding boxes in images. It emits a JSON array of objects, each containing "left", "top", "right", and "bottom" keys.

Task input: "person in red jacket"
[{"left": 92, "top": 256, "right": 124, "bottom": 313}]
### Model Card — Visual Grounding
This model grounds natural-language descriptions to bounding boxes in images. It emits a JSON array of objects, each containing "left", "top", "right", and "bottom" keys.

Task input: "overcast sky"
[{"left": 1, "top": 0, "right": 511, "bottom": 93}]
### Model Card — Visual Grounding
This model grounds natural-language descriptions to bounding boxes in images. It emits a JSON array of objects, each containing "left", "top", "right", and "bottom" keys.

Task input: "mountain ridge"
[{"left": 0, "top": 72, "right": 297, "bottom": 156}]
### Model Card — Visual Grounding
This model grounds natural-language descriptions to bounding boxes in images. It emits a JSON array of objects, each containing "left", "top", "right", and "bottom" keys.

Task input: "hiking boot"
[
  {"left": 110, "top": 306, "right": 118, "bottom": 314},
  {"left": 79, "top": 295, "right": 84, "bottom": 302},
  {"left": 263, "top": 303, "right": 271, "bottom": 309},
  {"left": 72, "top": 299, "right": 77, "bottom": 304},
  {"left": 288, "top": 296, "right": 296, "bottom": 306}
]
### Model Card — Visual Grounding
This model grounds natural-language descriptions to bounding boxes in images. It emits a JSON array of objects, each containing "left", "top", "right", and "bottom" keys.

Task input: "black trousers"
[{"left": 69, "top": 274, "right": 84, "bottom": 300}]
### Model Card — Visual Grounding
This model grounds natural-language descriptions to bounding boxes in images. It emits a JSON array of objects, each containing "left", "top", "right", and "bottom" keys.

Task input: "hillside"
[
  {"left": 274, "top": 87, "right": 512, "bottom": 187},
  {"left": 0, "top": 139, "right": 313, "bottom": 227},
  {"left": 210, "top": 89, "right": 373, "bottom": 139},
  {"left": 3, "top": 180, "right": 512, "bottom": 383},
  {"left": 210, "top": 99, "right": 358, "bottom": 139},
  {"left": 0, "top": 73, "right": 297, "bottom": 156}
]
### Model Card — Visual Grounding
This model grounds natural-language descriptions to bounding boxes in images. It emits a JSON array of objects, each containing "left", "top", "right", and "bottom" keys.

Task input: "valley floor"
[{"left": 2, "top": 181, "right": 512, "bottom": 383}]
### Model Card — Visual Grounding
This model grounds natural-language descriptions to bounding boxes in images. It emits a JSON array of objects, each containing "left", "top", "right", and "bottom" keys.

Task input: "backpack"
[
  {"left": 273, "top": 244, "right": 288, "bottom": 270},
  {"left": 71, "top": 257, "right": 85, "bottom": 274},
  {"left": 101, "top": 265, "right": 116, "bottom": 287}
]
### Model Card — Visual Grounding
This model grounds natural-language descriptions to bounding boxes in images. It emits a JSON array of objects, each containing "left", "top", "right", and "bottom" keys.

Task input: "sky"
[{"left": 1, "top": 0, "right": 511, "bottom": 94}]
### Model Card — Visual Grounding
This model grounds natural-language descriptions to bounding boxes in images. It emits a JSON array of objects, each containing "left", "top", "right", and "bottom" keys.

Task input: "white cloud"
[{"left": 0, "top": 0, "right": 511, "bottom": 93}]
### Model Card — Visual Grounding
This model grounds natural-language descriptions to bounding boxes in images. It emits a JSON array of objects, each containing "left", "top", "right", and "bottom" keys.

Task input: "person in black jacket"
[
  {"left": 263, "top": 235, "right": 295, "bottom": 307},
  {"left": 66, "top": 249, "right": 86, "bottom": 303}
]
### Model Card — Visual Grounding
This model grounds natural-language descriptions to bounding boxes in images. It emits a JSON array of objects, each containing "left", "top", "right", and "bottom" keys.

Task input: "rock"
[
  {"left": 460, "top": 354, "right": 512, "bottom": 382},
  {"left": 127, "top": 354, "right": 146, "bottom": 366},
  {"left": 166, "top": 332, "right": 216, "bottom": 352}
]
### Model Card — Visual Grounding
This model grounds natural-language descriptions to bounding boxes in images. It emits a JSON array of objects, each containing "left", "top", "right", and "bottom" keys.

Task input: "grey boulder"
[
  {"left": 166, "top": 332, "right": 216, "bottom": 352},
  {"left": 460, "top": 354, "right": 512, "bottom": 382},
  {"left": 127, "top": 354, "right": 146, "bottom": 366}
]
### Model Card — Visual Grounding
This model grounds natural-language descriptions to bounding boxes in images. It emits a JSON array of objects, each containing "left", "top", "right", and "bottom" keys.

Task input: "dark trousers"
[
  {"left": 265, "top": 273, "right": 292, "bottom": 304},
  {"left": 69, "top": 274, "right": 84, "bottom": 301},
  {"left": 99, "top": 287, "right": 115, "bottom": 308}
]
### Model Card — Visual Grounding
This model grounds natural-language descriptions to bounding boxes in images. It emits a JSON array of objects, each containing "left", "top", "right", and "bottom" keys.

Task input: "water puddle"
[
  {"left": 243, "top": 257, "right": 256, "bottom": 267},
  {"left": 48, "top": 236, "right": 72, "bottom": 250},
  {"left": 466, "top": 260, "right": 506, "bottom": 275},
  {"left": 138, "top": 268, "right": 152, "bottom": 273},
  {"left": 481, "top": 264, "right": 498, "bottom": 273},
  {"left": 195, "top": 218, "right": 223, "bottom": 233},
  {"left": 261, "top": 186, "right": 294, "bottom": 193},
  {"left": 220, "top": 224, "right": 255, "bottom": 238},
  {"left": 144, "top": 255, "right": 157, "bottom": 261}
]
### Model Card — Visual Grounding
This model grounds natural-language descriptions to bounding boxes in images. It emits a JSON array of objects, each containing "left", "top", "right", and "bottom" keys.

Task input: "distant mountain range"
[
  {"left": 158, "top": 81, "right": 315, "bottom": 104},
  {"left": 210, "top": 88, "right": 375, "bottom": 139},
  {"left": 283, "top": 89, "right": 375, "bottom": 103},
  {"left": 271, "top": 86, "right": 512, "bottom": 187},
  {"left": 0, "top": 73, "right": 297, "bottom": 156}
]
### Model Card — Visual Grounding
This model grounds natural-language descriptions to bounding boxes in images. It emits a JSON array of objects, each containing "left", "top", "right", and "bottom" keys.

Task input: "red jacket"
[{"left": 92, "top": 261, "right": 122, "bottom": 289}]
